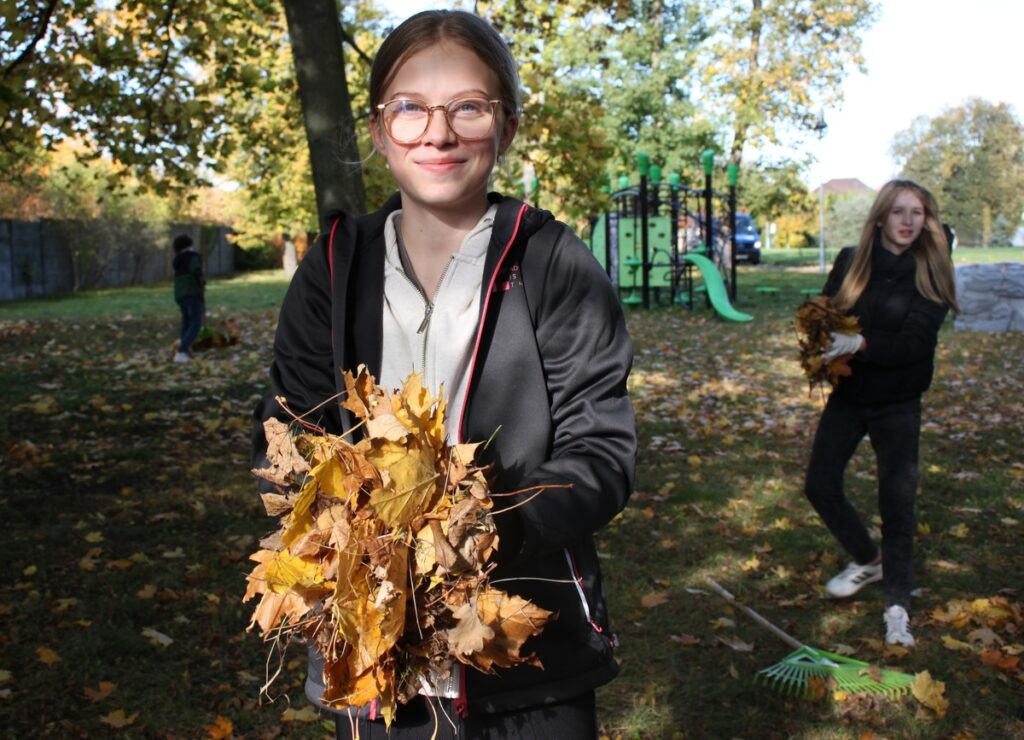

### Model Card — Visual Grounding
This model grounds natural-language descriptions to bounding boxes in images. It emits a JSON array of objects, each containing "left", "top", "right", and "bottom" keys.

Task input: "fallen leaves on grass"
[
  {"left": 204, "top": 715, "right": 233, "bottom": 738},
  {"left": 910, "top": 671, "right": 948, "bottom": 717},
  {"left": 35, "top": 647, "right": 60, "bottom": 665},
  {"left": 99, "top": 709, "right": 139, "bottom": 728},
  {"left": 84, "top": 681, "right": 116, "bottom": 702},
  {"left": 641, "top": 591, "right": 670, "bottom": 608}
]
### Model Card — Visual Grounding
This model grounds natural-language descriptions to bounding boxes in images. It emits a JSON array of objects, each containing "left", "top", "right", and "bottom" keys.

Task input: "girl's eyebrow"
[{"left": 386, "top": 88, "right": 492, "bottom": 100}]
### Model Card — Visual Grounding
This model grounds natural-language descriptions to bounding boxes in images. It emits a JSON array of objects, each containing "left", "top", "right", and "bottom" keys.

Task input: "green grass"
[
  {"left": 763, "top": 246, "right": 1023, "bottom": 268},
  {"left": 0, "top": 270, "right": 290, "bottom": 321},
  {"left": 1, "top": 268, "right": 1022, "bottom": 738}
]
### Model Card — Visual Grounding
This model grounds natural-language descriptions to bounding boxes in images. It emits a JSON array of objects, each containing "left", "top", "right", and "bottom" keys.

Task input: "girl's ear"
[
  {"left": 498, "top": 115, "right": 519, "bottom": 156},
  {"left": 370, "top": 116, "right": 387, "bottom": 156}
]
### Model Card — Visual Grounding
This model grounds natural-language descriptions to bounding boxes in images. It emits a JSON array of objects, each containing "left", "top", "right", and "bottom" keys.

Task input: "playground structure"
[{"left": 587, "top": 150, "right": 752, "bottom": 322}]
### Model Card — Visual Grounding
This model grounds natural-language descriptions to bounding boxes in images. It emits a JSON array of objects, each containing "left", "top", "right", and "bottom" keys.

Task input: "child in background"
[
  {"left": 804, "top": 180, "right": 958, "bottom": 647},
  {"left": 172, "top": 234, "right": 204, "bottom": 363}
]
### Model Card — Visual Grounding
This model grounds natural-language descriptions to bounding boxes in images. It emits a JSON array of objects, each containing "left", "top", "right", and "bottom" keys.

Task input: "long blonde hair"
[{"left": 833, "top": 180, "right": 960, "bottom": 314}]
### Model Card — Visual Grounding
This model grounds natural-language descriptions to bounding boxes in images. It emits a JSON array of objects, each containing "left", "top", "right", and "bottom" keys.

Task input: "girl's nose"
[{"left": 421, "top": 108, "right": 456, "bottom": 146}]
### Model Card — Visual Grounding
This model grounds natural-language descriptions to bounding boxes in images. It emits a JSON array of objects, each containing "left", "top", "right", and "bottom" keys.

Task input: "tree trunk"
[
  {"left": 281, "top": 0, "right": 366, "bottom": 222},
  {"left": 730, "top": 0, "right": 763, "bottom": 166}
]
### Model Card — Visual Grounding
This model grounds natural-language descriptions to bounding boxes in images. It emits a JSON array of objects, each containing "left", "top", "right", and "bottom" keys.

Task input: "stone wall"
[{"left": 954, "top": 262, "right": 1024, "bottom": 332}]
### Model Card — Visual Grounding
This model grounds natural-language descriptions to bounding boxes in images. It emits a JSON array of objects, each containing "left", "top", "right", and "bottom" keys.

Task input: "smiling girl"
[
  {"left": 253, "top": 10, "right": 635, "bottom": 739},
  {"left": 803, "top": 179, "right": 958, "bottom": 648}
]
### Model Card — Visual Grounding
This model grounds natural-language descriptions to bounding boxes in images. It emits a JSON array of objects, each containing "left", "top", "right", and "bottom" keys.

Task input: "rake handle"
[{"left": 706, "top": 577, "right": 804, "bottom": 650}]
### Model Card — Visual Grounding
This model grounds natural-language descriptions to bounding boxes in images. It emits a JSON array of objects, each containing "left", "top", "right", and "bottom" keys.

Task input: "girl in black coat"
[
  {"left": 805, "top": 180, "right": 958, "bottom": 647},
  {"left": 253, "top": 10, "right": 635, "bottom": 739}
]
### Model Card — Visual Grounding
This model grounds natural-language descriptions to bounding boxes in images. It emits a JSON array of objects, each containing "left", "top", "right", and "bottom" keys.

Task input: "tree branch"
[
  {"left": 2, "top": 0, "right": 60, "bottom": 82},
  {"left": 339, "top": 26, "right": 373, "bottom": 67}
]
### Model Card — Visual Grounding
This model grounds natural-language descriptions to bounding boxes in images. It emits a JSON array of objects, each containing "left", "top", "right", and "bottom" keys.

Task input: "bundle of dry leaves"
[
  {"left": 243, "top": 367, "right": 553, "bottom": 725},
  {"left": 795, "top": 296, "right": 861, "bottom": 394}
]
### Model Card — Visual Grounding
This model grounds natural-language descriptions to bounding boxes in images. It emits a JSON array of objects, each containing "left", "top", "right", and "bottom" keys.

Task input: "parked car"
[
  {"left": 682, "top": 212, "right": 762, "bottom": 265},
  {"left": 733, "top": 213, "right": 762, "bottom": 265}
]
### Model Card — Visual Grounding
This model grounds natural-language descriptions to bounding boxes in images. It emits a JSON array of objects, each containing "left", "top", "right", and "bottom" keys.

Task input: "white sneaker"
[
  {"left": 825, "top": 560, "right": 882, "bottom": 598},
  {"left": 884, "top": 605, "right": 915, "bottom": 647},
  {"left": 173, "top": 352, "right": 191, "bottom": 363}
]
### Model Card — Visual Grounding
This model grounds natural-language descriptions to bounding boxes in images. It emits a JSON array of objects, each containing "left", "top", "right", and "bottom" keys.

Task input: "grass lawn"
[
  {"left": 1, "top": 267, "right": 1021, "bottom": 738},
  {"left": 764, "top": 245, "right": 1023, "bottom": 268}
]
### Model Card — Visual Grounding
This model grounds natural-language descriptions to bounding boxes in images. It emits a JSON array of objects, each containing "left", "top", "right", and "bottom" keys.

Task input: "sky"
[{"left": 384, "top": 1, "right": 1023, "bottom": 190}]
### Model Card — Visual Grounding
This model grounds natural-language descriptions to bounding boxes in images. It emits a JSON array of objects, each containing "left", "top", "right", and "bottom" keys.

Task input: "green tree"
[
  {"left": 892, "top": 98, "right": 1024, "bottom": 246},
  {"left": 698, "top": 0, "right": 876, "bottom": 165},
  {"left": 825, "top": 189, "right": 874, "bottom": 249}
]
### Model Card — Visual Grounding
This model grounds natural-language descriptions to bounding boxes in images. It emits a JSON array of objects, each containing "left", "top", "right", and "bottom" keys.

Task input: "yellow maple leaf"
[
  {"left": 136, "top": 584, "right": 157, "bottom": 600},
  {"left": 911, "top": 670, "right": 949, "bottom": 717},
  {"left": 36, "top": 647, "right": 60, "bottom": 665},
  {"left": 281, "top": 705, "right": 320, "bottom": 722},
  {"left": 739, "top": 557, "right": 760, "bottom": 572},
  {"left": 941, "top": 635, "right": 972, "bottom": 651},
  {"left": 99, "top": 709, "right": 139, "bottom": 728},
  {"left": 949, "top": 523, "right": 970, "bottom": 539}
]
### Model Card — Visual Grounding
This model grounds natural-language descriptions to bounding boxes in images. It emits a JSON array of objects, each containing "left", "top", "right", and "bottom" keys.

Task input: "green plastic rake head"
[
  {"left": 707, "top": 578, "right": 916, "bottom": 700},
  {"left": 757, "top": 645, "right": 915, "bottom": 699}
]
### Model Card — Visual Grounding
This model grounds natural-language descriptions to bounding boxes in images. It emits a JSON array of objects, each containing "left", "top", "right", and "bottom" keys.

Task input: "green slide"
[{"left": 682, "top": 253, "right": 753, "bottom": 322}]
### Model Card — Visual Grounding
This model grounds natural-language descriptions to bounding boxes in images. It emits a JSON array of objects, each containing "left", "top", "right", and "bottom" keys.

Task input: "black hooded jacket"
[
  {"left": 252, "top": 193, "right": 636, "bottom": 714},
  {"left": 823, "top": 241, "right": 949, "bottom": 404}
]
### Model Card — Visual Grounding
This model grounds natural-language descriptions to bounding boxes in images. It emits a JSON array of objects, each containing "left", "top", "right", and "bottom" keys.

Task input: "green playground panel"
[{"left": 588, "top": 214, "right": 676, "bottom": 289}]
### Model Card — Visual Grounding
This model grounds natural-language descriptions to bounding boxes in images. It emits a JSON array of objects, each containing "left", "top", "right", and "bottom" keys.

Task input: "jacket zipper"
[{"left": 396, "top": 256, "right": 455, "bottom": 372}]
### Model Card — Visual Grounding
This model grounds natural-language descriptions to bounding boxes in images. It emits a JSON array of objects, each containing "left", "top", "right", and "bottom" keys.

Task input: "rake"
[{"left": 706, "top": 577, "right": 915, "bottom": 700}]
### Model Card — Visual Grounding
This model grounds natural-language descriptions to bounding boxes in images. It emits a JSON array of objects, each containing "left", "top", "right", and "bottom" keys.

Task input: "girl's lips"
[{"left": 417, "top": 159, "right": 465, "bottom": 173}]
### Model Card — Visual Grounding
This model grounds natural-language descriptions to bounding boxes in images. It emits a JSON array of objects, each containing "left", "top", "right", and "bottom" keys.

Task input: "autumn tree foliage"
[
  {"left": 697, "top": 0, "right": 877, "bottom": 165},
  {"left": 892, "top": 98, "right": 1024, "bottom": 246},
  {"left": 2, "top": 1, "right": 880, "bottom": 242}
]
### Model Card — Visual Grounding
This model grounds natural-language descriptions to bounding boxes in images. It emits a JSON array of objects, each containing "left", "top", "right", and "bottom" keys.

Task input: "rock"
[{"left": 954, "top": 262, "right": 1024, "bottom": 332}]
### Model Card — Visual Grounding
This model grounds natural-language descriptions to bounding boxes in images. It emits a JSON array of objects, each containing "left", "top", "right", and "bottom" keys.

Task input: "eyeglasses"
[{"left": 376, "top": 97, "right": 501, "bottom": 144}]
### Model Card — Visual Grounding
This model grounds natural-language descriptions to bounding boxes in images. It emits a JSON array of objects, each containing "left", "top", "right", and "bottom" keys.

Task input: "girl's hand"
[{"left": 822, "top": 332, "right": 864, "bottom": 362}]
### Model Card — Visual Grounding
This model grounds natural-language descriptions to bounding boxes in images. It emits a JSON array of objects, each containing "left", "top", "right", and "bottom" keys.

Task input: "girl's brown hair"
[
  {"left": 834, "top": 179, "right": 960, "bottom": 314},
  {"left": 369, "top": 10, "right": 521, "bottom": 117}
]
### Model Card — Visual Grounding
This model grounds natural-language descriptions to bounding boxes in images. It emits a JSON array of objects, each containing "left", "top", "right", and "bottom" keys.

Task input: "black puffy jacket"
[
  {"left": 823, "top": 242, "right": 949, "bottom": 404},
  {"left": 252, "top": 192, "right": 636, "bottom": 715}
]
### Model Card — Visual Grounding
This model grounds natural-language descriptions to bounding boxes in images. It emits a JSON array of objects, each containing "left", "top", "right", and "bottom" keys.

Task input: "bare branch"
[{"left": 1, "top": 0, "right": 60, "bottom": 83}]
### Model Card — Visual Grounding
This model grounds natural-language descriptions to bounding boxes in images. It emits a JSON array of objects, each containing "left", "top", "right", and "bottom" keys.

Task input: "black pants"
[
  {"left": 804, "top": 394, "right": 921, "bottom": 609},
  {"left": 334, "top": 691, "right": 597, "bottom": 740}
]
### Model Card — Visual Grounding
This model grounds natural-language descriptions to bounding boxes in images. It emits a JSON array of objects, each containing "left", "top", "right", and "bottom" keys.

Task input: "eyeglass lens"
[{"left": 383, "top": 98, "right": 496, "bottom": 143}]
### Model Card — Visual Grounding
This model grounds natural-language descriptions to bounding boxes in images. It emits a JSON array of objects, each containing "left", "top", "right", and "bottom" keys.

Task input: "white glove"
[{"left": 822, "top": 332, "right": 862, "bottom": 362}]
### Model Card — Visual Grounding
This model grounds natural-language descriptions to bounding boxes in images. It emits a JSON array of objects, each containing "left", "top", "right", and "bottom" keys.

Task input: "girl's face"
[
  {"left": 879, "top": 189, "right": 926, "bottom": 254},
  {"left": 371, "top": 41, "right": 517, "bottom": 218}
]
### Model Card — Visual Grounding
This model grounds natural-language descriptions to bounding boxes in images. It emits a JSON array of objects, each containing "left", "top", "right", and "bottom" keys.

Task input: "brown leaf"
[
  {"left": 204, "top": 715, "right": 233, "bottom": 739},
  {"left": 99, "top": 709, "right": 139, "bottom": 728},
  {"left": 36, "top": 647, "right": 60, "bottom": 665},
  {"left": 84, "top": 681, "right": 115, "bottom": 702},
  {"left": 448, "top": 601, "right": 496, "bottom": 655},
  {"left": 641, "top": 591, "right": 669, "bottom": 608},
  {"left": 256, "top": 418, "right": 310, "bottom": 486}
]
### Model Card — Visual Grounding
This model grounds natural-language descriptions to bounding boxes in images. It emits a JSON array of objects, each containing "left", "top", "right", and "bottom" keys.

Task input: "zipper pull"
[{"left": 417, "top": 302, "right": 434, "bottom": 334}]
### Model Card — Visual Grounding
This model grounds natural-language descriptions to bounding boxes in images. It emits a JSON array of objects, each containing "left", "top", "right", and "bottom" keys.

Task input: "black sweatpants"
[
  {"left": 335, "top": 691, "right": 597, "bottom": 739},
  {"left": 804, "top": 393, "right": 921, "bottom": 609}
]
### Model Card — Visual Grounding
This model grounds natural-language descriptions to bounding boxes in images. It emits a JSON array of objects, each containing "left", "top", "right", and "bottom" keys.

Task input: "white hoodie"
[{"left": 380, "top": 205, "right": 498, "bottom": 435}]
